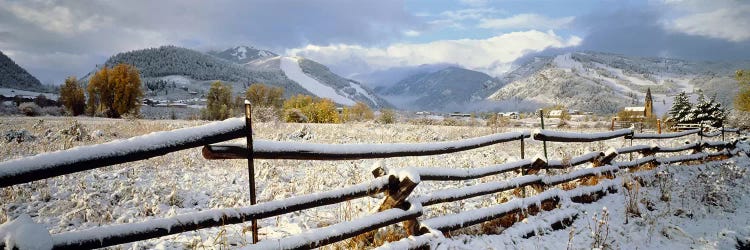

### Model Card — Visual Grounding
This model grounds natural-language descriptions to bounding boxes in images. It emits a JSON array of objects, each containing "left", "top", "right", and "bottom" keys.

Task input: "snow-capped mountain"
[
  {"left": 488, "top": 51, "right": 750, "bottom": 114},
  {"left": 350, "top": 63, "right": 456, "bottom": 92},
  {"left": 84, "top": 46, "right": 388, "bottom": 108},
  {"left": 237, "top": 55, "right": 388, "bottom": 108},
  {"left": 378, "top": 66, "right": 505, "bottom": 111},
  {"left": 207, "top": 46, "right": 278, "bottom": 64}
]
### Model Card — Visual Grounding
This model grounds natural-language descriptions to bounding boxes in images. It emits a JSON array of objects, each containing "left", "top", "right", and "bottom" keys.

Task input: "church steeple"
[{"left": 644, "top": 88, "right": 653, "bottom": 117}]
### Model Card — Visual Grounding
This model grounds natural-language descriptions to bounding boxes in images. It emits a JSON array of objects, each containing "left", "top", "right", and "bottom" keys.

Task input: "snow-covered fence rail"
[
  {"left": 40, "top": 176, "right": 395, "bottom": 249},
  {"left": 533, "top": 129, "right": 633, "bottom": 142},
  {"left": 0, "top": 118, "right": 246, "bottom": 187},
  {"left": 627, "top": 129, "right": 700, "bottom": 139},
  {"left": 202, "top": 131, "right": 531, "bottom": 160}
]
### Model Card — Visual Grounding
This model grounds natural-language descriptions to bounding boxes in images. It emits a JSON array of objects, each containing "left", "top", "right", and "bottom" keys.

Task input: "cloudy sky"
[{"left": 1, "top": 0, "right": 749, "bottom": 84}]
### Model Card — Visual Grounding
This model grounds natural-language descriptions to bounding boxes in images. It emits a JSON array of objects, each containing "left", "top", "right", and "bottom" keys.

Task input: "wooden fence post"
[
  {"left": 657, "top": 119, "right": 661, "bottom": 134},
  {"left": 244, "top": 101, "right": 259, "bottom": 244},
  {"left": 520, "top": 137, "right": 525, "bottom": 159},
  {"left": 722, "top": 126, "right": 725, "bottom": 141},
  {"left": 362, "top": 175, "right": 419, "bottom": 239},
  {"left": 610, "top": 117, "right": 615, "bottom": 131},
  {"left": 539, "top": 109, "right": 548, "bottom": 160}
]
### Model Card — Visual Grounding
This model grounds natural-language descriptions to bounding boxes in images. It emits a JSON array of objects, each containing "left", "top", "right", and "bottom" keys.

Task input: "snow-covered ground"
[
  {"left": 280, "top": 56, "right": 356, "bottom": 106},
  {"left": 0, "top": 88, "right": 58, "bottom": 99},
  {"left": 0, "top": 116, "right": 747, "bottom": 249}
]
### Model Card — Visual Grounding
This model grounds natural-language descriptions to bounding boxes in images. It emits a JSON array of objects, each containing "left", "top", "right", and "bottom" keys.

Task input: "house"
[
  {"left": 497, "top": 112, "right": 519, "bottom": 119},
  {"left": 548, "top": 110, "right": 564, "bottom": 118},
  {"left": 619, "top": 88, "right": 654, "bottom": 119}
]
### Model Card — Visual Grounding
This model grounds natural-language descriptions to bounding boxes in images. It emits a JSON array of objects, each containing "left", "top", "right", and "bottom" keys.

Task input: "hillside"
[
  {"left": 86, "top": 46, "right": 387, "bottom": 108},
  {"left": 379, "top": 66, "right": 504, "bottom": 111},
  {"left": 489, "top": 52, "right": 750, "bottom": 114},
  {"left": 0, "top": 51, "right": 44, "bottom": 92},
  {"left": 207, "top": 46, "right": 278, "bottom": 64}
]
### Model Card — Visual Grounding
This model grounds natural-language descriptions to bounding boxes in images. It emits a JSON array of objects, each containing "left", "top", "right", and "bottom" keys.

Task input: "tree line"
[{"left": 202, "top": 81, "right": 389, "bottom": 123}]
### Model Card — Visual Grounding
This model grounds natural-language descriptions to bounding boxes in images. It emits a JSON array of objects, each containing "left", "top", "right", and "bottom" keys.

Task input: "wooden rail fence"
[{"left": 0, "top": 106, "right": 745, "bottom": 250}]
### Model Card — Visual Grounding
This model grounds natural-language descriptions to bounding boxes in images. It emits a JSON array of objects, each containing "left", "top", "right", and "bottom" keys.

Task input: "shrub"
[
  {"left": 281, "top": 95, "right": 340, "bottom": 123},
  {"left": 342, "top": 102, "right": 374, "bottom": 122},
  {"left": 378, "top": 109, "right": 396, "bottom": 124},
  {"left": 42, "top": 106, "right": 64, "bottom": 116},
  {"left": 18, "top": 102, "right": 41, "bottom": 116}
]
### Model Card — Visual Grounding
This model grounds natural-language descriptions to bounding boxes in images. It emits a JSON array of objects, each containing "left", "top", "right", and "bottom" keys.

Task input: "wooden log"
[
  {"left": 49, "top": 177, "right": 391, "bottom": 249},
  {"left": 203, "top": 132, "right": 530, "bottom": 160},
  {"left": 0, "top": 119, "right": 246, "bottom": 188},
  {"left": 533, "top": 129, "right": 633, "bottom": 143}
]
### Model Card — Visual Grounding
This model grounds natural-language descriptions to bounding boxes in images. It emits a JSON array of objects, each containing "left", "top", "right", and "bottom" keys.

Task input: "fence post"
[
  {"left": 244, "top": 101, "right": 259, "bottom": 244},
  {"left": 539, "top": 109, "right": 548, "bottom": 160},
  {"left": 610, "top": 117, "right": 615, "bottom": 131},
  {"left": 699, "top": 123, "right": 703, "bottom": 143},
  {"left": 520, "top": 137, "right": 525, "bottom": 159},
  {"left": 657, "top": 119, "right": 661, "bottom": 134},
  {"left": 722, "top": 126, "right": 725, "bottom": 141},
  {"left": 629, "top": 137, "right": 633, "bottom": 161},
  {"left": 377, "top": 175, "right": 419, "bottom": 235}
]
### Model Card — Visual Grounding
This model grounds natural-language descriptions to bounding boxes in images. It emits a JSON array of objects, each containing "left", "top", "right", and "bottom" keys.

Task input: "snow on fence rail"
[
  {"left": 203, "top": 131, "right": 531, "bottom": 160},
  {"left": 0, "top": 118, "right": 246, "bottom": 187},
  {"left": 532, "top": 128, "right": 633, "bottom": 142},
  {"left": 0, "top": 118, "right": 743, "bottom": 250},
  {"left": 627, "top": 129, "right": 700, "bottom": 139}
]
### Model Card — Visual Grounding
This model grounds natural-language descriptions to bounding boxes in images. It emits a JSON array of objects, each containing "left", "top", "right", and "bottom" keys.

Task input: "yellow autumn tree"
[
  {"left": 245, "top": 83, "right": 284, "bottom": 109},
  {"left": 281, "top": 94, "right": 341, "bottom": 123},
  {"left": 86, "top": 64, "right": 143, "bottom": 118},
  {"left": 342, "top": 102, "right": 374, "bottom": 122},
  {"left": 202, "top": 81, "right": 233, "bottom": 120},
  {"left": 59, "top": 76, "right": 86, "bottom": 116},
  {"left": 736, "top": 70, "right": 750, "bottom": 111}
]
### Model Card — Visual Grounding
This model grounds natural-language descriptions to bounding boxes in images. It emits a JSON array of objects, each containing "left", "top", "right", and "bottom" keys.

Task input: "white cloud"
[
  {"left": 287, "top": 30, "right": 582, "bottom": 76},
  {"left": 663, "top": 3, "right": 750, "bottom": 42},
  {"left": 403, "top": 30, "right": 421, "bottom": 37},
  {"left": 479, "top": 14, "right": 575, "bottom": 30},
  {"left": 5, "top": 2, "right": 109, "bottom": 34}
]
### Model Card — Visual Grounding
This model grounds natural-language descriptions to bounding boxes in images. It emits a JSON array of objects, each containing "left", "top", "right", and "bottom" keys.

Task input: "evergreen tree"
[
  {"left": 691, "top": 90, "right": 711, "bottom": 126},
  {"left": 705, "top": 95, "right": 726, "bottom": 127},
  {"left": 668, "top": 91, "right": 692, "bottom": 123}
]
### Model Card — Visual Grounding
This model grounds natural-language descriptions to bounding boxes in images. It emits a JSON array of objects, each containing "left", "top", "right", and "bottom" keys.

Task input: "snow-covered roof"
[{"left": 624, "top": 107, "right": 645, "bottom": 112}]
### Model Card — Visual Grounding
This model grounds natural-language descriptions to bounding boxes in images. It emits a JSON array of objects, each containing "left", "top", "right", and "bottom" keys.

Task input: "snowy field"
[{"left": 0, "top": 116, "right": 748, "bottom": 249}]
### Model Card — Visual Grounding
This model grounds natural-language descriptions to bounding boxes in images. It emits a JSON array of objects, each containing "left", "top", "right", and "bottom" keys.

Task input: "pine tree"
[
  {"left": 706, "top": 95, "right": 726, "bottom": 127},
  {"left": 668, "top": 91, "right": 692, "bottom": 123},
  {"left": 691, "top": 90, "right": 725, "bottom": 127}
]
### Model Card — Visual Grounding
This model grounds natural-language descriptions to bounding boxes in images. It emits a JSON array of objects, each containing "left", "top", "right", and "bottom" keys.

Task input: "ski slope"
[{"left": 279, "top": 56, "right": 356, "bottom": 106}]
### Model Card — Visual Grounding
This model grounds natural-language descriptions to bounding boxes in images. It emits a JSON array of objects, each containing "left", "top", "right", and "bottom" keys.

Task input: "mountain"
[
  {"left": 488, "top": 51, "right": 750, "bottom": 114},
  {"left": 207, "top": 46, "right": 278, "bottom": 64},
  {"left": 350, "top": 63, "right": 455, "bottom": 92},
  {"left": 0, "top": 50, "right": 43, "bottom": 91},
  {"left": 379, "top": 66, "right": 505, "bottom": 111},
  {"left": 86, "top": 45, "right": 387, "bottom": 108}
]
